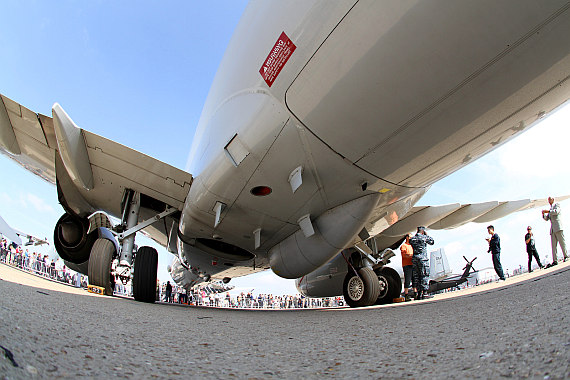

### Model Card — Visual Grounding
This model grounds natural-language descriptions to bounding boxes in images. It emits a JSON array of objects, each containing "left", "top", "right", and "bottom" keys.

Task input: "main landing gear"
[
  {"left": 87, "top": 237, "right": 159, "bottom": 302},
  {"left": 87, "top": 190, "right": 175, "bottom": 303}
]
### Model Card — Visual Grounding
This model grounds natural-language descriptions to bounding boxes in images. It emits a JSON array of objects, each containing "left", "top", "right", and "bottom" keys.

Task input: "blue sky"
[{"left": 1, "top": 2, "right": 569, "bottom": 295}]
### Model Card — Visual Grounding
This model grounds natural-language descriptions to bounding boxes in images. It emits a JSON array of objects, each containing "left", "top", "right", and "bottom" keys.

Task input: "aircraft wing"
[
  {"left": 0, "top": 94, "right": 193, "bottom": 247},
  {"left": 373, "top": 195, "right": 570, "bottom": 249}
]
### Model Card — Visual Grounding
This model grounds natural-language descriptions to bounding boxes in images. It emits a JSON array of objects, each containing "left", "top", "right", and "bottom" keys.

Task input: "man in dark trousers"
[
  {"left": 409, "top": 226, "right": 434, "bottom": 300},
  {"left": 165, "top": 281, "right": 173, "bottom": 303},
  {"left": 525, "top": 226, "right": 543, "bottom": 272},
  {"left": 486, "top": 225, "right": 505, "bottom": 281}
]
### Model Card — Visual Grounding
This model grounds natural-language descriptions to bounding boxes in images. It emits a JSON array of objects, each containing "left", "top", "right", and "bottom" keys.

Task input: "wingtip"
[{"left": 52, "top": 103, "right": 63, "bottom": 114}]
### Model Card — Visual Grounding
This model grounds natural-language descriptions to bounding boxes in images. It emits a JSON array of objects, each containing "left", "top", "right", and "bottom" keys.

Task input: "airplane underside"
[{"left": 1, "top": 1, "right": 570, "bottom": 307}]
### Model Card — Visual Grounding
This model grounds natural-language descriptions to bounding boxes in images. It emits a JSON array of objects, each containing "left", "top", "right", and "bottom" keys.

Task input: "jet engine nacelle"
[
  {"left": 53, "top": 213, "right": 117, "bottom": 275},
  {"left": 269, "top": 194, "right": 380, "bottom": 279}
]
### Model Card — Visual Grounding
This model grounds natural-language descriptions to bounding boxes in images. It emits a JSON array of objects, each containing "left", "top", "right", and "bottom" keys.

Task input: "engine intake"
[
  {"left": 54, "top": 213, "right": 93, "bottom": 264},
  {"left": 53, "top": 213, "right": 117, "bottom": 266}
]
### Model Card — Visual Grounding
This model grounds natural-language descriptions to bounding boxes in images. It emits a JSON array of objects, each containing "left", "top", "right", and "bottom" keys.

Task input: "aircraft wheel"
[
  {"left": 133, "top": 246, "right": 158, "bottom": 303},
  {"left": 376, "top": 272, "right": 390, "bottom": 301},
  {"left": 343, "top": 267, "right": 380, "bottom": 307},
  {"left": 375, "top": 266, "right": 402, "bottom": 304},
  {"left": 88, "top": 238, "right": 116, "bottom": 296}
]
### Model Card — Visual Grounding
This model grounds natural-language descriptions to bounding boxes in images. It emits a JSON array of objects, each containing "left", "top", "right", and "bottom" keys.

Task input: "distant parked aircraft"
[{"left": 0, "top": 214, "right": 49, "bottom": 247}]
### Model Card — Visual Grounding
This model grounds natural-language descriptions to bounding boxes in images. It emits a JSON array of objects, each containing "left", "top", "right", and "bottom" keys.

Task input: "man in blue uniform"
[
  {"left": 409, "top": 226, "right": 434, "bottom": 300},
  {"left": 486, "top": 225, "right": 505, "bottom": 281},
  {"left": 525, "top": 226, "right": 543, "bottom": 272}
]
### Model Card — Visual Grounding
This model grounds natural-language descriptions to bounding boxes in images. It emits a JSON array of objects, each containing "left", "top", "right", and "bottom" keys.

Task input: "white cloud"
[
  {"left": 20, "top": 193, "right": 57, "bottom": 215},
  {"left": 497, "top": 104, "right": 570, "bottom": 179},
  {"left": 442, "top": 241, "right": 463, "bottom": 256},
  {"left": 426, "top": 102, "right": 570, "bottom": 204},
  {"left": 0, "top": 192, "right": 13, "bottom": 205}
]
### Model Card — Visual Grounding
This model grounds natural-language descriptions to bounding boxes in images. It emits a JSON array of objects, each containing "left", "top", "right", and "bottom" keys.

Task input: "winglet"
[{"left": 52, "top": 103, "right": 94, "bottom": 191}]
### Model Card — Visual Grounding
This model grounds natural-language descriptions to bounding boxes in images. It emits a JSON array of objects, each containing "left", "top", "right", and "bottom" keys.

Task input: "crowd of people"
[
  {"left": 1, "top": 239, "right": 88, "bottom": 288},
  {"left": 158, "top": 281, "right": 345, "bottom": 309},
  {"left": 1, "top": 239, "right": 345, "bottom": 309}
]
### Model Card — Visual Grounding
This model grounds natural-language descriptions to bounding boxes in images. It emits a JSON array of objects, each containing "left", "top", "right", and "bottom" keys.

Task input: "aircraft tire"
[
  {"left": 88, "top": 238, "right": 116, "bottom": 296},
  {"left": 133, "top": 246, "right": 158, "bottom": 303},
  {"left": 343, "top": 267, "right": 380, "bottom": 308},
  {"left": 375, "top": 266, "right": 402, "bottom": 305},
  {"left": 375, "top": 270, "right": 391, "bottom": 303}
]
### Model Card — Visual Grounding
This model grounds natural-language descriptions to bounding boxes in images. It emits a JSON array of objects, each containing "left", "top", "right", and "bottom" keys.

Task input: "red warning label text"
[{"left": 259, "top": 32, "right": 296, "bottom": 88}]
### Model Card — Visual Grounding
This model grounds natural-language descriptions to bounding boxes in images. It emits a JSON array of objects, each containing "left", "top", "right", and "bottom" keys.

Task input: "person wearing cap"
[
  {"left": 525, "top": 226, "right": 543, "bottom": 272},
  {"left": 542, "top": 196, "right": 568, "bottom": 265},
  {"left": 486, "top": 225, "right": 505, "bottom": 281},
  {"left": 409, "top": 226, "right": 434, "bottom": 300}
]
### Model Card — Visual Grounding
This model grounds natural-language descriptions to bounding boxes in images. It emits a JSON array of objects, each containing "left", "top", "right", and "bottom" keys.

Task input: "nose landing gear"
[{"left": 342, "top": 267, "right": 380, "bottom": 308}]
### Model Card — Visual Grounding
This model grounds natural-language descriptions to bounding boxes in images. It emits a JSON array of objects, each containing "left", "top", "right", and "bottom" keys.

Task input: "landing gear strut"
[
  {"left": 116, "top": 191, "right": 175, "bottom": 302},
  {"left": 114, "top": 190, "right": 142, "bottom": 285}
]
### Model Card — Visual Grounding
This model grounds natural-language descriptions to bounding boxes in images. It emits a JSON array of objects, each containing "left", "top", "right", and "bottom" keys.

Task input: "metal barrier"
[{"left": 1, "top": 247, "right": 87, "bottom": 288}]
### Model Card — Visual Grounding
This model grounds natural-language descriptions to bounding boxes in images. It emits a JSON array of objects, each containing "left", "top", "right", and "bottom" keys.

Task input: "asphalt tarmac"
[{"left": 1, "top": 263, "right": 569, "bottom": 379}]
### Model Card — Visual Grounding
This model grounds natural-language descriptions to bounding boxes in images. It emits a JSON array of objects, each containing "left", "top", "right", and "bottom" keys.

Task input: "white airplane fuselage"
[{"left": 171, "top": 1, "right": 570, "bottom": 288}]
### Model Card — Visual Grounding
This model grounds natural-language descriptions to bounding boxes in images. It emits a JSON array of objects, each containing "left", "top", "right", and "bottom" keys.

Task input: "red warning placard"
[{"left": 259, "top": 31, "right": 296, "bottom": 88}]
